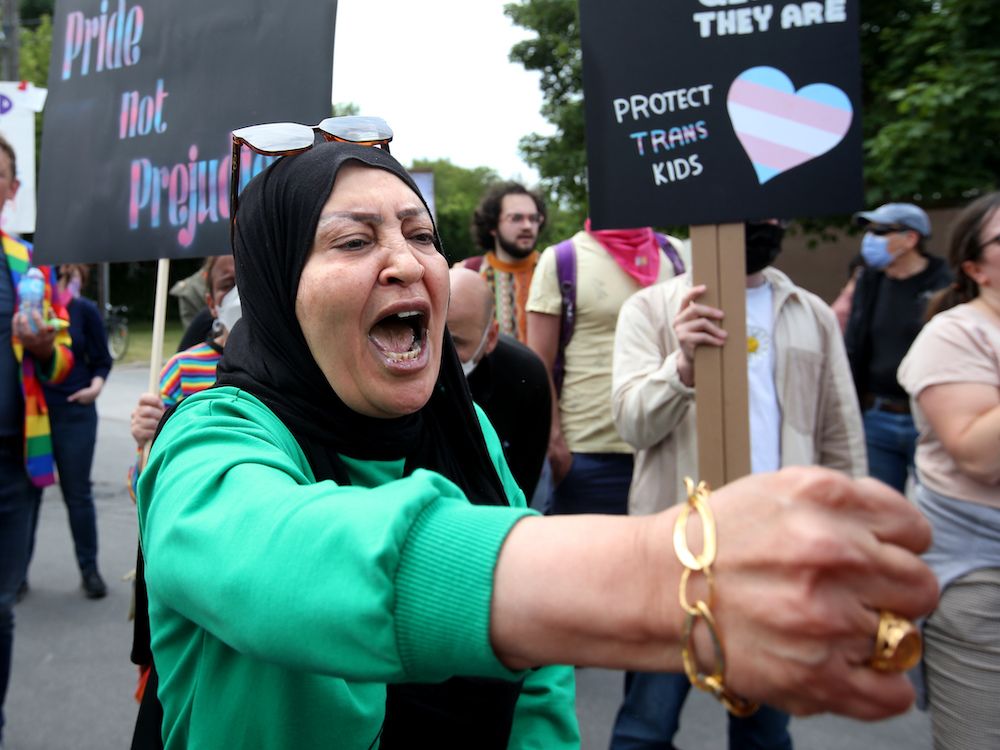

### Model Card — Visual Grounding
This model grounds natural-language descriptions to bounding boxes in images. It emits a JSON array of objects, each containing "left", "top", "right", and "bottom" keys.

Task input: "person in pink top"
[{"left": 898, "top": 191, "right": 1000, "bottom": 750}]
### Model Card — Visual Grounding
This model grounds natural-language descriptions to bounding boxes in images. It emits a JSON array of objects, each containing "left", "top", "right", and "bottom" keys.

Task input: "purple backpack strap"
[
  {"left": 655, "top": 232, "right": 686, "bottom": 276},
  {"left": 553, "top": 239, "right": 576, "bottom": 395}
]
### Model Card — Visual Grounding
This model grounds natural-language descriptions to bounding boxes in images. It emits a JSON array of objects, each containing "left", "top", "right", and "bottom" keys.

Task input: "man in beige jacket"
[{"left": 608, "top": 220, "right": 866, "bottom": 750}]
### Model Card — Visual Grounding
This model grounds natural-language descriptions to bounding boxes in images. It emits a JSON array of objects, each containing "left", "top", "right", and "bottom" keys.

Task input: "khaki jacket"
[{"left": 612, "top": 268, "right": 866, "bottom": 515}]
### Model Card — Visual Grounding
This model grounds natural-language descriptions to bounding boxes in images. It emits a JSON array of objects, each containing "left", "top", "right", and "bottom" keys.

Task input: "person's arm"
[
  {"left": 842, "top": 271, "right": 870, "bottom": 391},
  {"left": 68, "top": 301, "right": 112, "bottom": 404},
  {"left": 526, "top": 310, "right": 572, "bottom": 485},
  {"left": 16, "top": 266, "right": 74, "bottom": 382},
  {"left": 143, "top": 391, "right": 938, "bottom": 721},
  {"left": 813, "top": 300, "right": 868, "bottom": 476},
  {"left": 612, "top": 285, "right": 698, "bottom": 450},
  {"left": 491, "top": 468, "right": 937, "bottom": 719},
  {"left": 916, "top": 382, "right": 1000, "bottom": 484}
]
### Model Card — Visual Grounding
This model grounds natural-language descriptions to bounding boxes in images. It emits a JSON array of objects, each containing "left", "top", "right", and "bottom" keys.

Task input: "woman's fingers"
[
  {"left": 846, "top": 477, "right": 933, "bottom": 553},
  {"left": 704, "top": 467, "right": 938, "bottom": 719}
]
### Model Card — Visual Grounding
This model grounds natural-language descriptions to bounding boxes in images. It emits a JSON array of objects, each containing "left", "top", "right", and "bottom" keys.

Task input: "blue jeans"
[
  {"left": 28, "top": 400, "right": 99, "bottom": 574},
  {"left": 548, "top": 452, "right": 633, "bottom": 516},
  {"left": 0, "top": 438, "right": 40, "bottom": 743},
  {"left": 610, "top": 672, "right": 792, "bottom": 750},
  {"left": 862, "top": 407, "right": 917, "bottom": 494}
]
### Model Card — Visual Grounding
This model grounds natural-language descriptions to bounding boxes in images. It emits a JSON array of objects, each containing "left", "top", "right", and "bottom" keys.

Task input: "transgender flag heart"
[{"left": 727, "top": 66, "right": 853, "bottom": 184}]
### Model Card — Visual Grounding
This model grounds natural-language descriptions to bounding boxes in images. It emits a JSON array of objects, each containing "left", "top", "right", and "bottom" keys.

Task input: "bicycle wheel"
[{"left": 108, "top": 321, "right": 129, "bottom": 360}]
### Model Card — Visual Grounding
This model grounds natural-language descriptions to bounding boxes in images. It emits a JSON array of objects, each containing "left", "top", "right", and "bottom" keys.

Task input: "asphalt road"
[{"left": 5, "top": 364, "right": 933, "bottom": 749}]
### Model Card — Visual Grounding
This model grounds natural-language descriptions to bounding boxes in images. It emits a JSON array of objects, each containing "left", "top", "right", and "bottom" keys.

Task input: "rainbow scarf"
[{"left": 4, "top": 233, "right": 74, "bottom": 487}]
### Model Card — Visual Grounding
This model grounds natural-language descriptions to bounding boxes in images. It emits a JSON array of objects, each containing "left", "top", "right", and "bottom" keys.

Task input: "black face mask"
[{"left": 745, "top": 222, "right": 785, "bottom": 275}]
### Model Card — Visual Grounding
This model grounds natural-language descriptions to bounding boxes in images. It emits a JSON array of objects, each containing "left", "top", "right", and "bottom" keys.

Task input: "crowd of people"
[{"left": 0, "top": 120, "right": 996, "bottom": 750}]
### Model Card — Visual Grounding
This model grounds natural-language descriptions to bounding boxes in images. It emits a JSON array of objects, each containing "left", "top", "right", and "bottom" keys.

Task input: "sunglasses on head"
[
  {"left": 867, "top": 225, "right": 907, "bottom": 236},
  {"left": 229, "top": 115, "right": 394, "bottom": 246}
]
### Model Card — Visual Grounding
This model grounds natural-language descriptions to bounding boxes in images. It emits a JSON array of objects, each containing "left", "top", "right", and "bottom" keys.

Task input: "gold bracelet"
[{"left": 674, "top": 477, "right": 759, "bottom": 718}]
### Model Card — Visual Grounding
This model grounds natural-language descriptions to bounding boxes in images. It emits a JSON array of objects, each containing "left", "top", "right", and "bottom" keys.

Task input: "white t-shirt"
[{"left": 745, "top": 282, "right": 781, "bottom": 473}]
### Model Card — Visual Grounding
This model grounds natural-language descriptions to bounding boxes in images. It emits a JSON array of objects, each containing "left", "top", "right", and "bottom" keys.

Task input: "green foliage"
[
  {"left": 505, "top": 0, "right": 587, "bottom": 226},
  {"left": 18, "top": 12, "right": 50, "bottom": 85},
  {"left": 507, "top": 0, "right": 1000, "bottom": 222},
  {"left": 331, "top": 101, "right": 360, "bottom": 117},
  {"left": 860, "top": 0, "right": 999, "bottom": 206},
  {"left": 410, "top": 158, "right": 499, "bottom": 262},
  {"left": 18, "top": 13, "right": 51, "bottom": 179}
]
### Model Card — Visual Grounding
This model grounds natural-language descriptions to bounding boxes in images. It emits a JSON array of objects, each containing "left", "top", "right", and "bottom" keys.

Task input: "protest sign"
[
  {"left": 0, "top": 81, "right": 47, "bottom": 234},
  {"left": 33, "top": 0, "right": 337, "bottom": 264},
  {"left": 579, "top": 0, "right": 862, "bottom": 229}
]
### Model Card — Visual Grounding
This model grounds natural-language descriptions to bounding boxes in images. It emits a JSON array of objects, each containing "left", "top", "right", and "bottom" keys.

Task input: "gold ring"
[{"left": 868, "top": 610, "right": 922, "bottom": 672}]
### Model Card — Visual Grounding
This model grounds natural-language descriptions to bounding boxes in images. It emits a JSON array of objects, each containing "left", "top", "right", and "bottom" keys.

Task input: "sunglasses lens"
[
  {"left": 316, "top": 115, "right": 393, "bottom": 145},
  {"left": 232, "top": 122, "right": 315, "bottom": 153}
]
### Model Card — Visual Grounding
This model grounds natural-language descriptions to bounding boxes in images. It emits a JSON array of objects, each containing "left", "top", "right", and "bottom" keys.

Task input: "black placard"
[
  {"left": 580, "top": 0, "right": 862, "bottom": 229},
  {"left": 33, "top": 0, "right": 337, "bottom": 264}
]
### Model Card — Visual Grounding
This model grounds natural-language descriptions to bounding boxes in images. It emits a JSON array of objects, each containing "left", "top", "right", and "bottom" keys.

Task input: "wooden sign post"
[{"left": 690, "top": 224, "right": 750, "bottom": 489}]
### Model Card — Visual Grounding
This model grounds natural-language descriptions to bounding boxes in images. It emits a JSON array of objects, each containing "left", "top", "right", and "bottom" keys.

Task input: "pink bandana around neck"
[{"left": 585, "top": 218, "right": 661, "bottom": 287}]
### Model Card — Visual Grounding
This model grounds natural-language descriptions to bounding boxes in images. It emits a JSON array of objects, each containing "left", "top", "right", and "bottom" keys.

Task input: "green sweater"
[{"left": 138, "top": 386, "right": 579, "bottom": 749}]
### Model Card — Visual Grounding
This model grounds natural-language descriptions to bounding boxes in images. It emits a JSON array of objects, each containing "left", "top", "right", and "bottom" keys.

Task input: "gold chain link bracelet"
[{"left": 674, "top": 477, "right": 759, "bottom": 718}]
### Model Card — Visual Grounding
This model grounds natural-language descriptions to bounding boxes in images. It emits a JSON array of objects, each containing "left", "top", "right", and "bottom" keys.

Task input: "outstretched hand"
[{"left": 699, "top": 467, "right": 937, "bottom": 719}]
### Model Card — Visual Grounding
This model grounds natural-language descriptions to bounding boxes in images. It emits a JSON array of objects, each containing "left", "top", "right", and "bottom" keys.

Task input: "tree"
[
  {"left": 505, "top": 0, "right": 586, "bottom": 227},
  {"left": 409, "top": 158, "right": 498, "bottom": 262},
  {"left": 505, "top": 0, "right": 1000, "bottom": 220},
  {"left": 860, "top": 0, "right": 999, "bottom": 207}
]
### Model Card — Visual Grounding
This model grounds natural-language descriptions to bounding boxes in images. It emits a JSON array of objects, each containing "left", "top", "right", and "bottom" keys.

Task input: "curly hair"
[{"left": 470, "top": 181, "right": 545, "bottom": 252}]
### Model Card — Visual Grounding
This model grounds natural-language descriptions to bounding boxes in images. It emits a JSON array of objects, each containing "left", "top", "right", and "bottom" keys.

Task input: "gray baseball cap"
[{"left": 854, "top": 203, "right": 931, "bottom": 237}]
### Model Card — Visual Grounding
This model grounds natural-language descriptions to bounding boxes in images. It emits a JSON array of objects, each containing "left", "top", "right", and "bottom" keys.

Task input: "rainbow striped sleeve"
[{"left": 159, "top": 343, "right": 222, "bottom": 410}]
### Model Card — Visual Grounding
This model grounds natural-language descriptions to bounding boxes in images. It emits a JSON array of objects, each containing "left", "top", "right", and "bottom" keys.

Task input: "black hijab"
[
  {"left": 216, "top": 141, "right": 507, "bottom": 503},
  {"left": 214, "top": 141, "right": 521, "bottom": 747}
]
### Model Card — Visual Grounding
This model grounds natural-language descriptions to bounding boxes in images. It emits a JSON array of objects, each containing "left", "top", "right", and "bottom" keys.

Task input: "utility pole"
[{"left": 0, "top": 0, "right": 18, "bottom": 82}]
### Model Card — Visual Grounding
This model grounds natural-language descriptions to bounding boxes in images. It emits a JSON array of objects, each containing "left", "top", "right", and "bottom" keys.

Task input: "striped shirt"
[
  {"left": 159, "top": 342, "right": 223, "bottom": 408},
  {"left": 129, "top": 341, "right": 223, "bottom": 501}
]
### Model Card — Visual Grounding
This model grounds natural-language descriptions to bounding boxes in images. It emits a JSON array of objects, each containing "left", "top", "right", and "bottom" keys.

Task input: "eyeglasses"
[
  {"left": 229, "top": 115, "right": 393, "bottom": 246},
  {"left": 867, "top": 225, "right": 906, "bottom": 236},
  {"left": 502, "top": 212, "right": 544, "bottom": 225}
]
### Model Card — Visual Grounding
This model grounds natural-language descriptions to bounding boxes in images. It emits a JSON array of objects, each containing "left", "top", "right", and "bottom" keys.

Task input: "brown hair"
[
  {"left": 925, "top": 191, "right": 1000, "bottom": 320},
  {"left": 204, "top": 254, "right": 233, "bottom": 296},
  {"left": 59, "top": 263, "right": 91, "bottom": 287},
  {"left": 470, "top": 181, "right": 546, "bottom": 251},
  {"left": 0, "top": 133, "right": 17, "bottom": 179}
]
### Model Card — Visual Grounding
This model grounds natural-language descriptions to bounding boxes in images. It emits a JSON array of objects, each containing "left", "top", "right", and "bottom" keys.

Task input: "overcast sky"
[{"left": 331, "top": 0, "right": 553, "bottom": 184}]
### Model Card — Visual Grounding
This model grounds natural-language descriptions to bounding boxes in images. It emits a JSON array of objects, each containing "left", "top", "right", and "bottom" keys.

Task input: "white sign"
[{"left": 0, "top": 81, "right": 47, "bottom": 234}]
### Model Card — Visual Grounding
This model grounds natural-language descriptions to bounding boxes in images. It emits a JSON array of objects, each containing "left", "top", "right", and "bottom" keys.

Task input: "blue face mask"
[{"left": 861, "top": 232, "right": 894, "bottom": 270}]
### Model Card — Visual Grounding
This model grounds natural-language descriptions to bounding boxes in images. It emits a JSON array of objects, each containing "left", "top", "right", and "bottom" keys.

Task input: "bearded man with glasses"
[
  {"left": 460, "top": 182, "right": 547, "bottom": 344},
  {"left": 845, "top": 202, "right": 952, "bottom": 493}
]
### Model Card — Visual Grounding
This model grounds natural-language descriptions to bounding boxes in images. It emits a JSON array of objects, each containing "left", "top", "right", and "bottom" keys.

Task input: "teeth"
[
  {"left": 396, "top": 311, "right": 421, "bottom": 319},
  {"left": 385, "top": 341, "right": 423, "bottom": 361}
]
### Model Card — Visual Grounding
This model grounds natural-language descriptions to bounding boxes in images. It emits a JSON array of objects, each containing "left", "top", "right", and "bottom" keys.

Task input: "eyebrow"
[
  {"left": 318, "top": 211, "right": 384, "bottom": 229},
  {"left": 316, "top": 206, "right": 429, "bottom": 230}
]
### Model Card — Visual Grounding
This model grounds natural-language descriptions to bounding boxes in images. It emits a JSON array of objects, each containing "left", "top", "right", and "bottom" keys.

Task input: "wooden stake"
[
  {"left": 141, "top": 257, "right": 171, "bottom": 466},
  {"left": 691, "top": 223, "right": 749, "bottom": 489}
]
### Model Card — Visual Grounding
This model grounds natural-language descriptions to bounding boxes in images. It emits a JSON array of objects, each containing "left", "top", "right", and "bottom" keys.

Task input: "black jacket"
[{"left": 844, "top": 255, "right": 952, "bottom": 399}]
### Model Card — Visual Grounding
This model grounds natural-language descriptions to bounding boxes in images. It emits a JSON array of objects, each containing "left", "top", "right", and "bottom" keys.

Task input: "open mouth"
[{"left": 368, "top": 310, "right": 428, "bottom": 363}]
